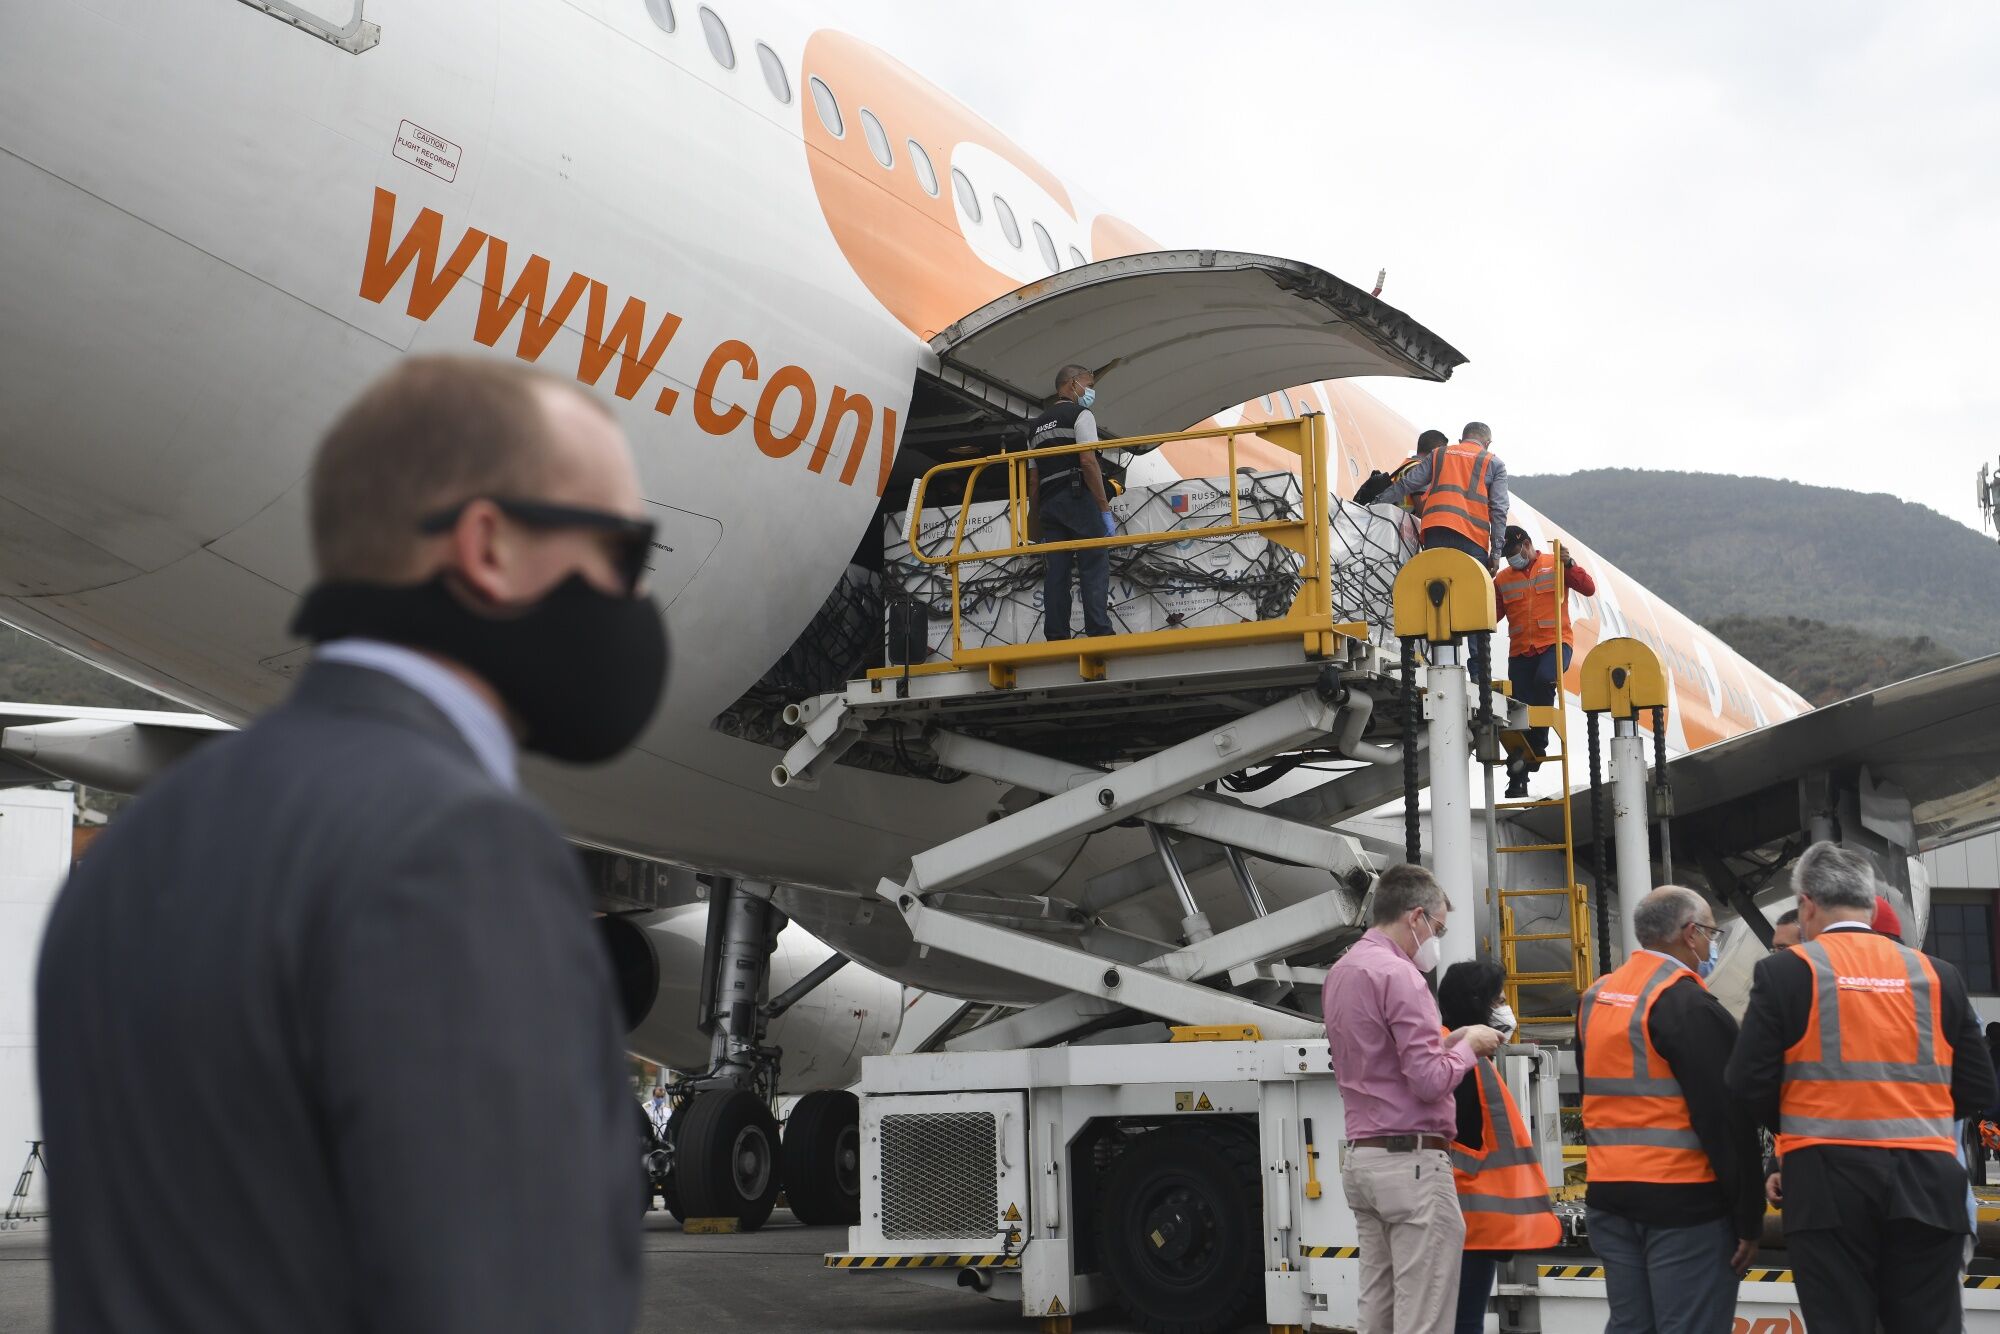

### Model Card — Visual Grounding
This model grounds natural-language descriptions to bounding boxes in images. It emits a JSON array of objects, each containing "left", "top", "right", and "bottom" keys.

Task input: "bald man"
[{"left": 38, "top": 358, "right": 664, "bottom": 1333}]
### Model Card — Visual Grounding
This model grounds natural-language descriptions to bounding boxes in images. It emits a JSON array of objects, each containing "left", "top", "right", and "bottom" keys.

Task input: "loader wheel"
[
  {"left": 676, "top": 1089, "right": 782, "bottom": 1231},
  {"left": 1095, "top": 1124, "right": 1261, "bottom": 1334},
  {"left": 782, "top": 1090, "right": 861, "bottom": 1225}
]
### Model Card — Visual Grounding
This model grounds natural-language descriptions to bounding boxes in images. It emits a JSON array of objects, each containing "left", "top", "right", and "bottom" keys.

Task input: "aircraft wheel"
[
  {"left": 1095, "top": 1123, "right": 1261, "bottom": 1334},
  {"left": 782, "top": 1089, "right": 861, "bottom": 1225},
  {"left": 676, "top": 1089, "right": 782, "bottom": 1231}
]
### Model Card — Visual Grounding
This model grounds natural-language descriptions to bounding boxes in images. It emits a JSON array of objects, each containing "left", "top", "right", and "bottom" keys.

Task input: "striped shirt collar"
[{"left": 315, "top": 639, "right": 517, "bottom": 790}]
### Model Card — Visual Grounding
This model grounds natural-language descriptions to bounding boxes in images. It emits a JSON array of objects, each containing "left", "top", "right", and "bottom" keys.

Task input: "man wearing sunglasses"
[
  {"left": 1580, "top": 886, "right": 1764, "bottom": 1333},
  {"left": 37, "top": 356, "right": 663, "bottom": 1333}
]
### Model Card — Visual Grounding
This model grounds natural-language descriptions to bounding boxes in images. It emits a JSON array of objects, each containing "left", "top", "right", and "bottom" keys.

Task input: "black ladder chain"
[
  {"left": 1401, "top": 635, "right": 1421, "bottom": 865},
  {"left": 1471, "top": 632, "right": 1494, "bottom": 746},
  {"left": 1651, "top": 704, "right": 1673, "bottom": 883},
  {"left": 1587, "top": 710, "right": 1612, "bottom": 976}
]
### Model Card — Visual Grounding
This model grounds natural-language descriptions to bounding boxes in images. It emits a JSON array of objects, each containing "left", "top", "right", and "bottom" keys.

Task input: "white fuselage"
[{"left": 0, "top": 0, "right": 1808, "bottom": 1001}]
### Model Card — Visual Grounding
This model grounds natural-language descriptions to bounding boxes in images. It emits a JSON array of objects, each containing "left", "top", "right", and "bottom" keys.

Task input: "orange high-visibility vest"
[
  {"left": 1579, "top": 954, "right": 1718, "bottom": 1184},
  {"left": 1420, "top": 441, "right": 1496, "bottom": 549},
  {"left": 1449, "top": 1047, "right": 1564, "bottom": 1251},
  {"left": 1777, "top": 930, "right": 1957, "bottom": 1159},
  {"left": 1495, "top": 552, "right": 1568, "bottom": 657}
]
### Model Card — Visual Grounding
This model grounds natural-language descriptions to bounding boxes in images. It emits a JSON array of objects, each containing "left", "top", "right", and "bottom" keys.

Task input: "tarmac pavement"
[{"left": 0, "top": 1213, "right": 1139, "bottom": 1332}]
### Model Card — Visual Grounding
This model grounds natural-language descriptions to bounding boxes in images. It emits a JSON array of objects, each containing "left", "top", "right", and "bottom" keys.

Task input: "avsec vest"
[
  {"left": 1448, "top": 1039, "right": 1564, "bottom": 1251},
  {"left": 1777, "top": 930, "right": 1956, "bottom": 1159},
  {"left": 1026, "top": 400, "right": 1088, "bottom": 489},
  {"left": 1579, "top": 954, "right": 1717, "bottom": 1184}
]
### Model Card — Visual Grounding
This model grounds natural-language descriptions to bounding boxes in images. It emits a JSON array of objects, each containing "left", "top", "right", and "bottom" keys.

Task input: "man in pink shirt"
[{"left": 1323, "top": 864, "right": 1503, "bottom": 1332}]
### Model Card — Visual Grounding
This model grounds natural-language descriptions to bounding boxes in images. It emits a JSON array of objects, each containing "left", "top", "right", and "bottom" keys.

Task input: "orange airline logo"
[
  {"left": 1730, "top": 1314, "right": 1805, "bottom": 1334},
  {"left": 356, "top": 187, "right": 900, "bottom": 495}
]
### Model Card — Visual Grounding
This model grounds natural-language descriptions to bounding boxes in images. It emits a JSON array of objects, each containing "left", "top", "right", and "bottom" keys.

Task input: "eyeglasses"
[
  {"left": 1420, "top": 910, "right": 1447, "bottom": 939},
  {"left": 1691, "top": 922, "right": 1728, "bottom": 946},
  {"left": 420, "top": 497, "right": 659, "bottom": 596}
]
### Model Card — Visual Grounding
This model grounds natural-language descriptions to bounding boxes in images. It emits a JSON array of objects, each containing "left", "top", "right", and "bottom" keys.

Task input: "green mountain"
[
  {"left": 1514, "top": 469, "right": 2000, "bottom": 657},
  {"left": 1701, "top": 615, "right": 1960, "bottom": 707}
]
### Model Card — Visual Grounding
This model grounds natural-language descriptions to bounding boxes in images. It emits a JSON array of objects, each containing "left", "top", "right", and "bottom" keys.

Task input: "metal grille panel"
[{"left": 879, "top": 1111, "right": 998, "bottom": 1239}]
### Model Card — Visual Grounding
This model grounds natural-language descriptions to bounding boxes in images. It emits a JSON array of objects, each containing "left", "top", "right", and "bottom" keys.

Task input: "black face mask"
[{"left": 291, "top": 573, "right": 668, "bottom": 764}]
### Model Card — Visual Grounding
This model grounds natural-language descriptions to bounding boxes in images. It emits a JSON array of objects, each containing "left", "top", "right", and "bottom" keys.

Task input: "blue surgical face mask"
[
  {"left": 1507, "top": 551, "right": 1532, "bottom": 571},
  {"left": 1696, "top": 935, "right": 1720, "bottom": 979},
  {"left": 1077, "top": 386, "right": 1096, "bottom": 409}
]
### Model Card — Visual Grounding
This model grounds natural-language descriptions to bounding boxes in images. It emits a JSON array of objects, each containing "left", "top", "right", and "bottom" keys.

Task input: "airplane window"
[
  {"left": 951, "top": 167, "right": 982, "bottom": 222},
  {"left": 809, "top": 76, "right": 843, "bottom": 137},
  {"left": 1279, "top": 390, "right": 1296, "bottom": 416},
  {"left": 992, "top": 194, "right": 1022, "bottom": 248},
  {"left": 1260, "top": 395, "right": 1275, "bottom": 413},
  {"left": 645, "top": 0, "right": 675, "bottom": 33},
  {"left": 1068, "top": 245, "right": 1087, "bottom": 268},
  {"left": 1032, "top": 221, "right": 1059, "bottom": 273},
  {"left": 859, "top": 108, "right": 893, "bottom": 168},
  {"left": 755, "top": 43, "right": 789, "bottom": 103},
  {"left": 907, "top": 140, "right": 939, "bottom": 195},
  {"left": 698, "top": 6, "right": 733, "bottom": 68}
]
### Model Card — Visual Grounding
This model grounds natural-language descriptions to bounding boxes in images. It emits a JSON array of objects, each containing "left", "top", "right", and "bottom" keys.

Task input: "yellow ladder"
[{"left": 1491, "top": 542, "right": 1595, "bottom": 1028}]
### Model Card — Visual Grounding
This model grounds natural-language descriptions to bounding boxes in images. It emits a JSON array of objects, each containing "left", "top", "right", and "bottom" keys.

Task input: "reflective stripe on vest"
[
  {"left": 1449, "top": 1050, "right": 1563, "bottom": 1251},
  {"left": 1579, "top": 954, "right": 1718, "bottom": 1184},
  {"left": 1420, "top": 442, "right": 1494, "bottom": 546},
  {"left": 1777, "top": 931, "right": 1957, "bottom": 1157},
  {"left": 1495, "top": 552, "right": 1567, "bottom": 655}
]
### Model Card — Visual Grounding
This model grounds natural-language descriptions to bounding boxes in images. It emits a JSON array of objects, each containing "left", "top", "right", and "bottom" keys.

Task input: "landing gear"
[
  {"left": 1095, "top": 1124, "right": 1262, "bottom": 1334},
  {"left": 668, "top": 877, "right": 859, "bottom": 1230},
  {"left": 782, "top": 1089, "right": 861, "bottom": 1225},
  {"left": 675, "top": 1088, "right": 783, "bottom": 1230}
]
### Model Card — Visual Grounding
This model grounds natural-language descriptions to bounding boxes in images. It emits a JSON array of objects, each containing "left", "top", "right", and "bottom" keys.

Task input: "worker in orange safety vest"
[
  {"left": 1493, "top": 526, "right": 1595, "bottom": 797},
  {"left": 1581, "top": 887, "right": 1764, "bottom": 1333},
  {"left": 1439, "top": 962, "right": 1562, "bottom": 1334},
  {"left": 1727, "top": 842, "right": 1996, "bottom": 1334},
  {"left": 1375, "top": 422, "right": 1511, "bottom": 570}
]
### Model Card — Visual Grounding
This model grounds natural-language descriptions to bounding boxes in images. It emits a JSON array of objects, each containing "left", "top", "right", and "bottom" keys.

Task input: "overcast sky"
[{"left": 864, "top": 2, "right": 2000, "bottom": 533}]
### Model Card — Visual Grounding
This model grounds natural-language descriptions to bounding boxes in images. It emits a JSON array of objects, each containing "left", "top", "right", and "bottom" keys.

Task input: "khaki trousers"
[{"left": 1341, "top": 1146, "right": 1465, "bottom": 1333}]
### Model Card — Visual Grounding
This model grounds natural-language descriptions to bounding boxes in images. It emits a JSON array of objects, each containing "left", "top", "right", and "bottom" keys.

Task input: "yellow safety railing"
[{"left": 873, "top": 416, "right": 1359, "bottom": 686}]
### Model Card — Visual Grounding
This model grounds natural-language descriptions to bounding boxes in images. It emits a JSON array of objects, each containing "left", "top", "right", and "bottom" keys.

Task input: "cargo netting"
[{"left": 882, "top": 471, "right": 1420, "bottom": 661}]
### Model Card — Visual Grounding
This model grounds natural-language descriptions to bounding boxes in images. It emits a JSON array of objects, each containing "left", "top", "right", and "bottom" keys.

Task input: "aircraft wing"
[
  {"left": 0, "top": 703, "right": 230, "bottom": 791},
  {"left": 1524, "top": 652, "right": 2000, "bottom": 930},
  {"left": 1662, "top": 652, "right": 2000, "bottom": 852}
]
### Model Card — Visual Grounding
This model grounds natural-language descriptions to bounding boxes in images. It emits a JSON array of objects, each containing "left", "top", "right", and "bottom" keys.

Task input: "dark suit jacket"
[
  {"left": 1726, "top": 925, "right": 1998, "bottom": 1236},
  {"left": 36, "top": 663, "right": 638, "bottom": 1332}
]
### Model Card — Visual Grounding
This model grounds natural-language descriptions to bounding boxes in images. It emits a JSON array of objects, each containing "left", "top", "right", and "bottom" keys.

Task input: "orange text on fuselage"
[{"left": 356, "top": 188, "right": 899, "bottom": 495}]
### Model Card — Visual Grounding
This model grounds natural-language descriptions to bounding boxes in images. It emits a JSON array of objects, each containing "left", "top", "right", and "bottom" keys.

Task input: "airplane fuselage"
[{"left": 0, "top": 0, "right": 1809, "bottom": 998}]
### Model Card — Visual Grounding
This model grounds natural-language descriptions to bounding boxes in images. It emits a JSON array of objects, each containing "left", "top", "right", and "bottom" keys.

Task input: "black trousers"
[
  {"left": 1507, "top": 643, "right": 1572, "bottom": 767},
  {"left": 1788, "top": 1217, "right": 1964, "bottom": 1334},
  {"left": 1421, "top": 526, "right": 1493, "bottom": 567}
]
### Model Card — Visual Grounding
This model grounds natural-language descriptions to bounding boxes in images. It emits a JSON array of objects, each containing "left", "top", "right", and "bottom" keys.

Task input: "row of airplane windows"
[{"left": 641, "top": 0, "right": 1087, "bottom": 277}]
